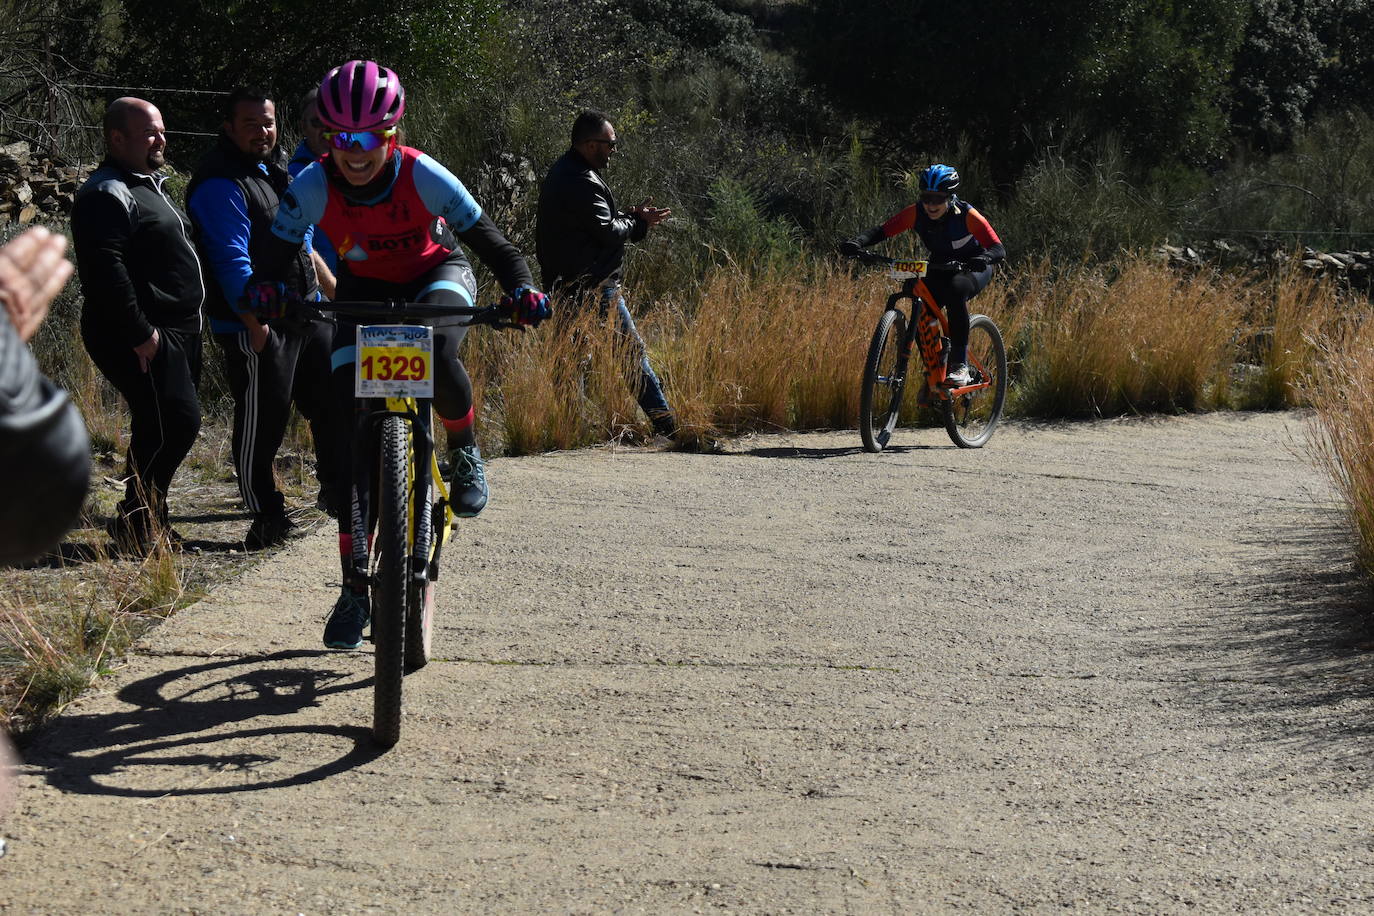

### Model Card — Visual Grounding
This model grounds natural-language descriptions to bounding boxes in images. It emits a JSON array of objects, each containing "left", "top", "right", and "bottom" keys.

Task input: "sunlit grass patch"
[{"left": 1, "top": 538, "right": 193, "bottom": 736}]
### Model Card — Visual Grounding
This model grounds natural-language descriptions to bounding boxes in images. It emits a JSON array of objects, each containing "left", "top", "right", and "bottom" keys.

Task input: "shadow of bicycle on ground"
[
  {"left": 741, "top": 442, "right": 951, "bottom": 460},
  {"left": 26, "top": 651, "right": 387, "bottom": 797}
]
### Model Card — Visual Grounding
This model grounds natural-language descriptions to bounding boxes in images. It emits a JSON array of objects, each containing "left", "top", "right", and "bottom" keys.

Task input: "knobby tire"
[
  {"left": 944, "top": 314, "right": 1007, "bottom": 448},
  {"left": 859, "top": 309, "right": 909, "bottom": 453},
  {"left": 372, "top": 415, "right": 409, "bottom": 747}
]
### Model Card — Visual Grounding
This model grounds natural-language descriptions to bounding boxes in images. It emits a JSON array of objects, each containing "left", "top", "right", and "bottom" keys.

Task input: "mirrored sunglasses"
[{"left": 323, "top": 128, "right": 396, "bottom": 152}]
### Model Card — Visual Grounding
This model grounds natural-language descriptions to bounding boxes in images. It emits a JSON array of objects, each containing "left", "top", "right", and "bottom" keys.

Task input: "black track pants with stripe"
[
  {"left": 216, "top": 318, "right": 334, "bottom": 518},
  {"left": 83, "top": 325, "right": 202, "bottom": 513}
]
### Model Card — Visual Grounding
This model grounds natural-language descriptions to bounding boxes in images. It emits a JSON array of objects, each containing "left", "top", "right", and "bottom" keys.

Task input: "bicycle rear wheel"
[
  {"left": 372, "top": 415, "right": 410, "bottom": 747},
  {"left": 404, "top": 488, "right": 440, "bottom": 672},
  {"left": 859, "top": 309, "right": 909, "bottom": 453},
  {"left": 944, "top": 314, "right": 1007, "bottom": 448}
]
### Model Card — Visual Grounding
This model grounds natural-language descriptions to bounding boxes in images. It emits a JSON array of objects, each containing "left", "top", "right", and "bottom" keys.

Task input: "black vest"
[{"left": 186, "top": 135, "right": 317, "bottom": 325}]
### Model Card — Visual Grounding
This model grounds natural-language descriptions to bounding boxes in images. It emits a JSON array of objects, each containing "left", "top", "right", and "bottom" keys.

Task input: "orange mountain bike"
[{"left": 850, "top": 253, "right": 1007, "bottom": 450}]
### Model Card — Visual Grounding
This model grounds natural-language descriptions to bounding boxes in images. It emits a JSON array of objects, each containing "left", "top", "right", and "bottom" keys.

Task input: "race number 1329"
[{"left": 356, "top": 325, "right": 435, "bottom": 397}]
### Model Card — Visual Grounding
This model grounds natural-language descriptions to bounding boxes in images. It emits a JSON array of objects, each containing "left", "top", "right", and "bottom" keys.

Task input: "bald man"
[{"left": 72, "top": 97, "right": 206, "bottom": 554}]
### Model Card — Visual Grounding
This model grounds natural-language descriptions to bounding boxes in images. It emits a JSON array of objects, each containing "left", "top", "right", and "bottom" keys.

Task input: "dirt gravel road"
[{"left": 3, "top": 411, "right": 1373, "bottom": 914}]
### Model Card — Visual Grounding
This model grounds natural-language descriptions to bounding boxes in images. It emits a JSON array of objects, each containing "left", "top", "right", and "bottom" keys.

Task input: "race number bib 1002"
[
  {"left": 356, "top": 325, "right": 435, "bottom": 398},
  {"left": 889, "top": 259, "right": 929, "bottom": 279}
]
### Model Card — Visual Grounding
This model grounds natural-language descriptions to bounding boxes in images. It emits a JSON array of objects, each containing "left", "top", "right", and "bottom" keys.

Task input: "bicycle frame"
[
  {"left": 311, "top": 297, "right": 518, "bottom": 745},
  {"left": 884, "top": 270, "right": 996, "bottom": 400}
]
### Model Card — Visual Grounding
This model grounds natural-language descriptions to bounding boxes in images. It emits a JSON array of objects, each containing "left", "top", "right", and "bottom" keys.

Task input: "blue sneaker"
[
  {"left": 323, "top": 589, "right": 370, "bottom": 649},
  {"left": 448, "top": 444, "right": 488, "bottom": 518}
]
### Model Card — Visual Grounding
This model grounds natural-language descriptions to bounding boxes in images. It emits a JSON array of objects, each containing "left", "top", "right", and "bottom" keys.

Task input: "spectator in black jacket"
[
  {"left": 72, "top": 97, "right": 205, "bottom": 554},
  {"left": 535, "top": 110, "right": 676, "bottom": 437},
  {"left": 0, "top": 226, "right": 89, "bottom": 565}
]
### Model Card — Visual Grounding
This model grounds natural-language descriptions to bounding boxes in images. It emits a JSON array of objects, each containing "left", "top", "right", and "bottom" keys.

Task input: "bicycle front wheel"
[
  {"left": 372, "top": 415, "right": 410, "bottom": 747},
  {"left": 859, "top": 309, "right": 909, "bottom": 453},
  {"left": 944, "top": 314, "right": 1007, "bottom": 448}
]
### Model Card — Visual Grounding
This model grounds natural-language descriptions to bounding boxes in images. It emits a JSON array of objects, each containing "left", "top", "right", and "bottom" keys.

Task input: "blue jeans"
[{"left": 598, "top": 283, "right": 671, "bottom": 418}]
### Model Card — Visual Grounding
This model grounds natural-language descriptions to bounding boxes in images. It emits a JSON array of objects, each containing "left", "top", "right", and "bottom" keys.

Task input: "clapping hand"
[
  {"left": 0, "top": 226, "right": 74, "bottom": 343},
  {"left": 630, "top": 197, "right": 671, "bottom": 227}
]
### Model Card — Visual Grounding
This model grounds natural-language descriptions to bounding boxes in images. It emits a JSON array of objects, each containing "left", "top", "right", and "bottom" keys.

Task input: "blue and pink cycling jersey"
[{"left": 271, "top": 145, "right": 482, "bottom": 284}]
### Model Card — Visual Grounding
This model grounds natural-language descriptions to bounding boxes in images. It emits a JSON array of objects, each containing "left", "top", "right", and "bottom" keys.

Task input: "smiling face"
[
  {"left": 920, "top": 192, "right": 950, "bottom": 219},
  {"left": 329, "top": 136, "right": 390, "bottom": 186},
  {"left": 109, "top": 101, "right": 167, "bottom": 173},
  {"left": 225, "top": 98, "right": 277, "bottom": 161}
]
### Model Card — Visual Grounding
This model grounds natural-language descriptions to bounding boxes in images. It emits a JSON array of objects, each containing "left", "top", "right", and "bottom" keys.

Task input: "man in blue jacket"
[{"left": 187, "top": 88, "right": 337, "bottom": 547}]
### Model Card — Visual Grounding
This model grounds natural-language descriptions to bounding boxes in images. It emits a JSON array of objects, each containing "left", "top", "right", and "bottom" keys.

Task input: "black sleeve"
[
  {"left": 553, "top": 173, "right": 642, "bottom": 248},
  {"left": 253, "top": 230, "right": 308, "bottom": 291},
  {"left": 0, "top": 316, "right": 91, "bottom": 564},
  {"left": 456, "top": 213, "right": 536, "bottom": 293},
  {"left": 853, "top": 225, "right": 886, "bottom": 248},
  {"left": 70, "top": 189, "right": 156, "bottom": 348}
]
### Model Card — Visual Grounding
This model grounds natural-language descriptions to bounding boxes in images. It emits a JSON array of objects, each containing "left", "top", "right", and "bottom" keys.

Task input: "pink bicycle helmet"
[{"left": 317, "top": 60, "right": 406, "bottom": 131}]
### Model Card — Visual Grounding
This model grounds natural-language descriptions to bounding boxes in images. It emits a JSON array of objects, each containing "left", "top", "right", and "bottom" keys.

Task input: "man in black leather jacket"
[
  {"left": 536, "top": 110, "right": 677, "bottom": 437},
  {"left": 0, "top": 226, "right": 90, "bottom": 565}
]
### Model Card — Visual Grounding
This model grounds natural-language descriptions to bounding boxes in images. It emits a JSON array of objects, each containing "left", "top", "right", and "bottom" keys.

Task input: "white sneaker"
[{"left": 942, "top": 364, "right": 972, "bottom": 387}]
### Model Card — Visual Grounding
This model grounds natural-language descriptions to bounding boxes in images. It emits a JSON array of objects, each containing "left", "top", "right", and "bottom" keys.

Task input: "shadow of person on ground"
[{"left": 21, "top": 651, "right": 386, "bottom": 797}]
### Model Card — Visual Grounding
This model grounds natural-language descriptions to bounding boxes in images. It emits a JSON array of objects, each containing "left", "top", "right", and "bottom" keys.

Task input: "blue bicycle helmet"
[{"left": 919, "top": 164, "right": 960, "bottom": 194}]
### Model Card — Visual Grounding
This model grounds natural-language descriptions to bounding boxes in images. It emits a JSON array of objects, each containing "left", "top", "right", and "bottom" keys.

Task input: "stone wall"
[
  {"left": 0, "top": 141, "right": 93, "bottom": 225},
  {"left": 1158, "top": 238, "right": 1374, "bottom": 290}
]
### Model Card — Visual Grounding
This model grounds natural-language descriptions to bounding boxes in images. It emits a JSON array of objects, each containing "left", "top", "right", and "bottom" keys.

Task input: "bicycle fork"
[{"left": 348, "top": 400, "right": 441, "bottom": 590}]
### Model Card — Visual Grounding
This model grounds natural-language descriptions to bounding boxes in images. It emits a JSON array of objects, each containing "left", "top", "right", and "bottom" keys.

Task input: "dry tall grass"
[
  {"left": 1004, "top": 257, "right": 1246, "bottom": 416},
  {"left": 1239, "top": 269, "right": 1348, "bottom": 409},
  {"left": 1, "top": 539, "right": 189, "bottom": 735},
  {"left": 465, "top": 256, "right": 1354, "bottom": 443},
  {"left": 664, "top": 264, "right": 881, "bottom": 437},
  {"left": 466, "top": 263, "right": 892, "bottom": 451},
  {"left": 1306, "top": 313, "right": 1374, "bottom": 575}
]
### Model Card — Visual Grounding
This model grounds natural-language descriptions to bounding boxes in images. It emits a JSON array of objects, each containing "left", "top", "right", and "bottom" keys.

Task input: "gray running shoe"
[
  {"left": 448, "top": 444, "right": 488, "bottom": 518},
  {"left": 942, "top": 363, "right": 973, "bottom": 387}
]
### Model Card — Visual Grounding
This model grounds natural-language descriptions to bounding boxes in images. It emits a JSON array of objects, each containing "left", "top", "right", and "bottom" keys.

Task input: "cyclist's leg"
[
  {"left": 323, "top": 271, "right": 386, "bottom": 649},
  {"left": 414, "top": 255, "right": 477, "bottom": 430},
  {"left": 413, "top": 255, "right": 488, "bottom": 517},
  {"left": 926, "top": 268, "right": 991, "bottom": 367}
]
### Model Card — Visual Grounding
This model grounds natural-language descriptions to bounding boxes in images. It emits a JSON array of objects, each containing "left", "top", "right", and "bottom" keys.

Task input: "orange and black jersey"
[{"left": 869, "top": 199, "right": 1005, "bottom": 265}]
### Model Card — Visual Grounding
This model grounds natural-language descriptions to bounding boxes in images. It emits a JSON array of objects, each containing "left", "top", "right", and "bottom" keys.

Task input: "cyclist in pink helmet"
[
  {"left": 252, "top": 60, "right": 550, "bottom": 650},
  {"left": 316, "top": 59, "right": 406, "bottom": 132}
]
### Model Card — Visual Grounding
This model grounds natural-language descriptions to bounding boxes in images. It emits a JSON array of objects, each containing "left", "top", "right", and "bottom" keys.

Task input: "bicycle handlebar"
[
  {"left": 314, "top": 298, "right": 522, "bottom": 329},
  {"left": 844, "top": 250, "right": 985, "bottom": 273}
]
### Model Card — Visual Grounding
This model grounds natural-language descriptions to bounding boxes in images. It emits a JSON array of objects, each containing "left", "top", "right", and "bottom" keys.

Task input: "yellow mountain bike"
[{"left": 319, "top": 299, "right": 518, "bottom": 747}]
